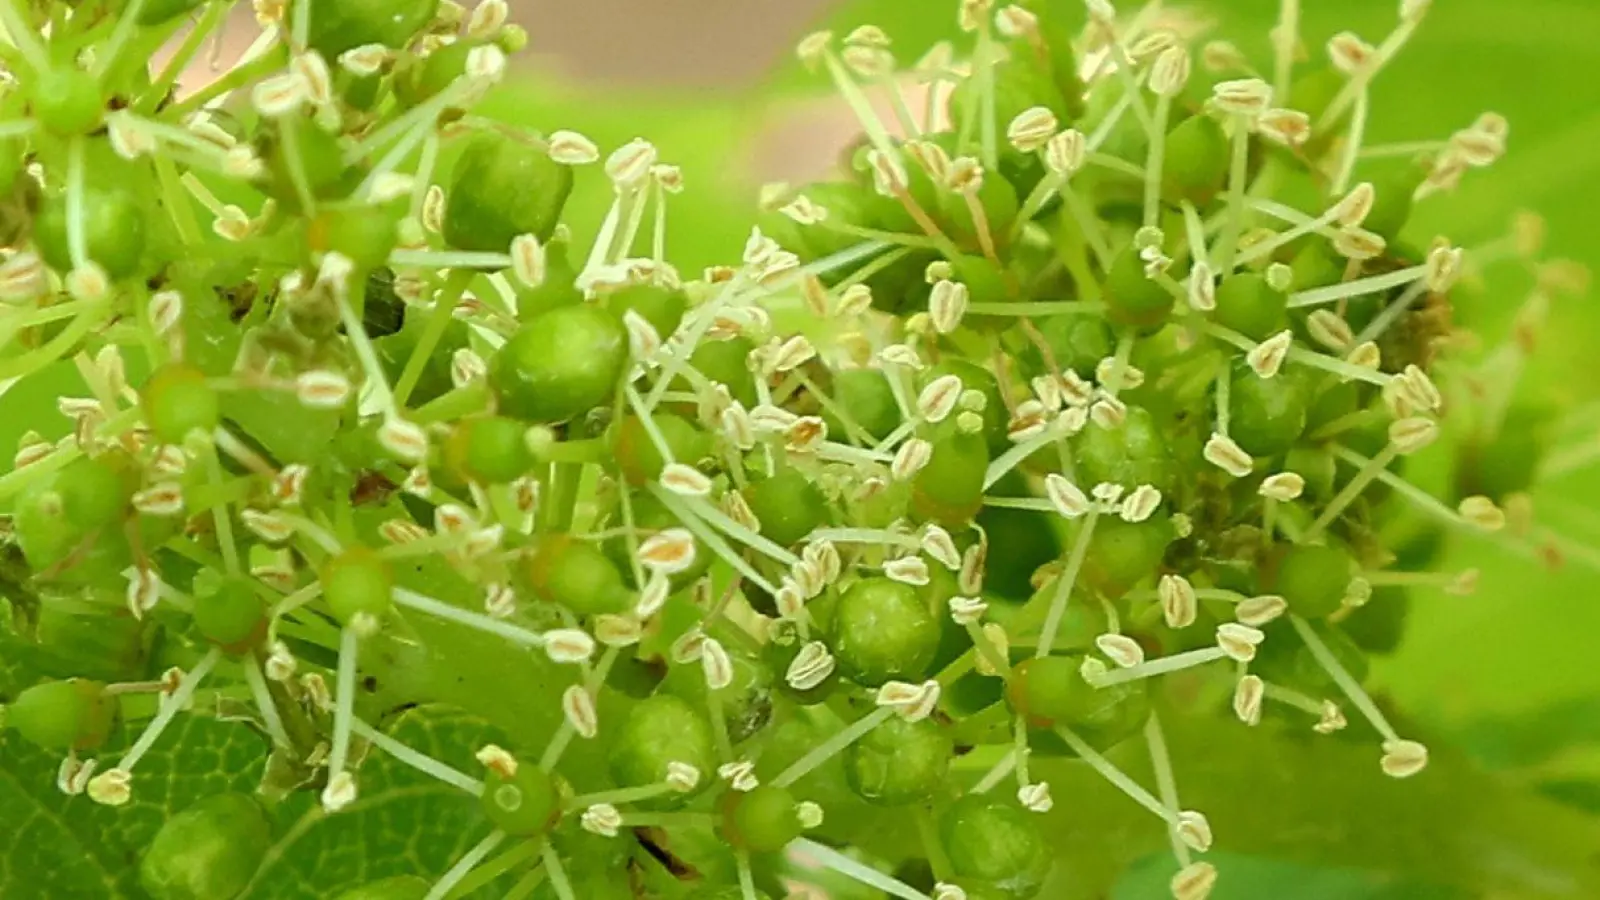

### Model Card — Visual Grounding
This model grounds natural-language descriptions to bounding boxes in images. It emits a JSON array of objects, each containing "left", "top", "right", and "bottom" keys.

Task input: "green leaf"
[
  {"left": 241, "top": 706, "right": 516, "bottom": 900},
  {"left": 0, "top": 714, "right": 268, "bottom": 900},
  {"left": 1112, "top": 851, "right": 1468, "bottom": 900}
]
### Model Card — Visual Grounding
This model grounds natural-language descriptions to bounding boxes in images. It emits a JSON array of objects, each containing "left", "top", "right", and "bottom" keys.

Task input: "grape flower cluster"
[{"left": 0, "top": 0, "right": 1590, "bottom": 898}]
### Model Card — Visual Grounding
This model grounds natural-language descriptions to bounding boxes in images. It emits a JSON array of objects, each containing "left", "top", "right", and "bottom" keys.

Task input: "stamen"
[
  {"left": 424, "top": 831, "right": 507, "bottom": 900},
  {"left": 790, "top": 837, "right": 932, "bottom": 900},
  {"left": 326, "top": 627, "right": 361, "bottom": 804},
  {"left": 773, "top": 706, "right": 895, "bottom": 788},
  {"left": 1035, "top": 509, "right": 1099, "bottom": 658},
  {"left": 1331, "top": 90, "right": 1369, "bottom": 195},
  {"left": 1086, "top": 647, "right": 1229, "bottom": 687},
  {"left": 648, "top": 487, "right": 780, "bottom": 594},
  {"left": 1053, "top": 724, "right": 1178, "bottom": 824},
  {"left": 241, "top": 658, "right": 292, "bottom": 749},
  {"left": 349, "top": 717, "right": 485, "bottom": 794},
  {"left": 1145, "top": 714, "right": 1194, "bottom": 869},
  {"left": 118, "top": 647, "right": 222, "bottom": 773},
  {"left": 392, "top": 587, "right": 551, "bottom": 648}
]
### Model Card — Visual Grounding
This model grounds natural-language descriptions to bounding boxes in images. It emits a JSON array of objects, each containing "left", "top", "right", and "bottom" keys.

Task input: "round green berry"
[
  {"left": 491, "top": 304, "right": 628, "bottom": 422},
  {"left": 744, "top": 466, "right": 829, "bottom": 546},
  {"left": 689, "top": 336, "right": 759, "bottom": 408},
  {"left": 1228, "top": 367, "right": 1310, "bottom": 457},
  {"left": 1082, "top": 517, "right": 1175, "bottom": 598},
  {"left": 1073, "top": 405, "right": 1177, "bottom": 495},
  {"left": 940, "top": 794, "right": 1052, "bottom": 899},
  {"left": 523, "top": 536, "right": 633, "bottom": 616},
  {"left": 1272, "top": 544, "right": 1352, "bottom": 619},
  {"left": 1362, "top": 164, "right": 1428, "bottom": 241},
  {"left": 5, "top": 679, "right": 117, "bottom": 751},
  {"left": 1213, "top": 273, "right": 1287, "bottom": 341},
  {"left": 843, "top": 714, "right": 952, "bottom": 805},
  {"left": 35, "top": 181, "right": 147, "bottom": 279},
  {"left": 393, "top": 39, "right": 480, "bottom": 107},
  {"left": 309, "top": 204, "right": 401, "bottom": 272},
  {"left": 193, "top": 576, "right": 268, "bottom": 654},
  {"left": 924, "top": 358, "right": 1007, "bottom": 453},
  {"left": 333, "top": 876, "right": 431, "bottom": 900},
  {"left": 481, "top": 764, "right": 562, "bottom": 837},
  {"left": 1161, "top": 113, "right": 1230, "bottom": 203},
  {"left": 611, "top": 412, "right": 710, "bottom": 486},
  {"left": 823, "top": 367, "right": 901, "bottom": 442},
  {"left": 975, "top": 503, "right": 1060, "bottom": 601},
  {"left": 514, "top": 239, "right": 584, "bottom": 319},
  {"left": 665, "top": 638, "right": 773, "bottom": 742},
  {"left": 32, "top": 67, "right": 103, "bottom": 135},
  {"left": 300, "top": 0, "right": 439, "bottom": 58},
  {"left": 1289, "top": 239, "right": 1344, "bottom": 291},
  {"left": 911, "top": 431, "right": 989, "bottom": 528},
  {"left": 445, "top": 133, "right": 572, "bottom": 251},
  {"left": 1018, "top": 314, "right": 1114, "bottom": 380},
  {"left": 608, "top": 694, "right": 715, "bottom": 801},
  {"left": 1104, "top": 245, "right": 1174, "bottom": 331},
  {"left": 830, "top": 577, "right": 940, "bottom": 684},
  {"left": 721, "top": 784, "right": 803, "bottom": 854},
  {"left": 261, "top": 123, "right": 363, "bottom": 212},
  {"left": 140, "top": 363, "right": 220, "bottom": 446},
  {"left": 1008, "top": 654, "right": 1099, "bottom": 726},
  {"left": 605, "top": 283, "right": 687, "bottom": 342},
  {"left": 56, "top": 454, "right": 134, "bottom": 531},
  {"left": 321, "top": 547, "right": 394, "bottom": 627},
  {"left": 444, "top": 415, "right": 533, "bottom": 484},
  {"left": 140, "top": 793, "right": 270, "bottom": 900}
]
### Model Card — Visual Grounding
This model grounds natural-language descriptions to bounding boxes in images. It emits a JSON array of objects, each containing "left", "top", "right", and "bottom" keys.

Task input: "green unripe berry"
[
  {"left": 911, "top": 430, "right": 989, "bottom": 527},
  {"left": 444, "top": 415, "right": 533, "bottom": 484},
  {"left": 844, "top": 714, "right": 952, "bottom": 805},
  {"left": 1291, "top": 66, "right": 1351, "bottom": 141},
  {"left": 1162, "top": 113, "right": 1231, "bottom": 203},
  {"left": 608, "top": 695, "right": 715, "bottom": 802},
  {"left": 1213, "top": 273, "right": 1287, "bottom": 341},
  {"left": 1362, "top": 164, "right": 1428, "bottom": 241},
  {"left": 1228, "top": 368, "right": 1310, "bottom": 457},
  {"left": 689, "top": 336, "right": 759, "bottom": 408},
  {"left": 924, "top": 358, "right": 1008, "bottom": 453},
  {"left": 1290, "top": 239, "right": 1344, "bottom": 291},
  {"left": 261, "top": 123, "right": 364, "bottom": 212},
  {"left": 321, "top": 547, "right": 394, "bottom": 627},
  {"left": 35, "top": 182, "right": 147, "bottom": 279},
  {"left": 1082, "top": 517, "right": 1175, "bottom": 598},
  {"left": 1073, "top": 405, "right": 1177, "bottom": 496},
  {"left": 5, "top": 679, "right": 117, "bottom": 751},
  {"left": 1457, "top": 403, "right": 1553, "bottom": 501},
  {"left": 1007, "top": 654, "right": 1115, "bottom": 727},
  {"left": 605, "top": 283, "right": 687, "bottom": 342},
  {"left": 611, "top": 412, "right": 710, "bottom": 486},
  {"left": 193, "top": 576, "right": 268, "bottom": 653},
  {"left": 515, "top": 240, "right": 584, "bottom": 319},
  {"left": 822, "top": 367, "right": 900, "bottom": 443},
  {"left": 524, "top": 536, "right": 633, "bottom": 616},
  {"left": 938, "top": 175, "right": 1021, "bottom": 255},
  {"left": 721, "top": 784, "right": 803, "bottom": 854},
  {"left": 445, "top": 133, "right": 573, "bottom": 251},
  {"left": 1018, "top": 314, "right": 1114, "bottom": 379},
  {"left": 744, "top": 466, "right": 830, "bottom": 546},
  {"left": 57, "top": 454, "right": 134, "bottom": 531},
  {"left": 940, "top": 794, "right": 1053, "bottom": 899},
  {"left": 975, "top": 504, "right": 1060, "bottom": 600},
  {"left": 300, "top": 0, "right": 439, "bottom": 58},
  {"left": 333, "top": 876, "right": 431, "bottom": 900},
  {"left": 394, "top": 40, "right": 478, "bottom": 107},
  {"left": 666, "top": 638, "right": 773, "bottom": 742},
  {"left": 481, "top": 764, "right": 562, "bottom": 837},
  {"left": 1272, "top": 544, "right": 1353, "bottom": 619},
  {"left": 830, "top": 577, "right": 940, "bottom": 684},
  {"left": 491, "top": 304, "right": 628, "bottom": 422},
  {"left": 140, "top": 363, "right": 220, "bottom": 446},
  {"left": 309, "top": 204, "right": 401, "bottom": 272},
  {"left": 140, "top": 793, "right": 271, "bottom": 900},
  {"left": 32, "top": 67, "right": 103, "bottom": 135},
  {"left": 1104, "top": 245, "right": 1174, "bottom": 331}
]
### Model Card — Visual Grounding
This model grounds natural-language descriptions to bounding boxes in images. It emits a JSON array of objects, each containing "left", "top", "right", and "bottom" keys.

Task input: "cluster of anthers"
[{"left": 0, "top": 0, "right": 1594, "bottom": 898}]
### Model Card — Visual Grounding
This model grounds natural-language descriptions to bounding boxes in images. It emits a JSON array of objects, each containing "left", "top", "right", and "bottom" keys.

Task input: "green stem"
[{"left": 393, "top": 270, "right": 472, "bottom": 408}]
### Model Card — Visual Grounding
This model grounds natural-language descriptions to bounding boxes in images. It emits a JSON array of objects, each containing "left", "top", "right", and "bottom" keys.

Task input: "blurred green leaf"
[
  {"left": 0, "top": 713, "right": 268, "bottom": 900},
  {"left": 1112, "top": 850, "right": 1468, "bottom": 900},
  {"left": 242, "top": 706, "right": 513, "bottom": 900}
]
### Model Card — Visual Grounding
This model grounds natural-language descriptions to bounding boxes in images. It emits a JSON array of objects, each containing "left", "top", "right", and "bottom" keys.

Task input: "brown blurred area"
[{"left": 519, "top": 0, "right": 834, "bottom": 87}]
